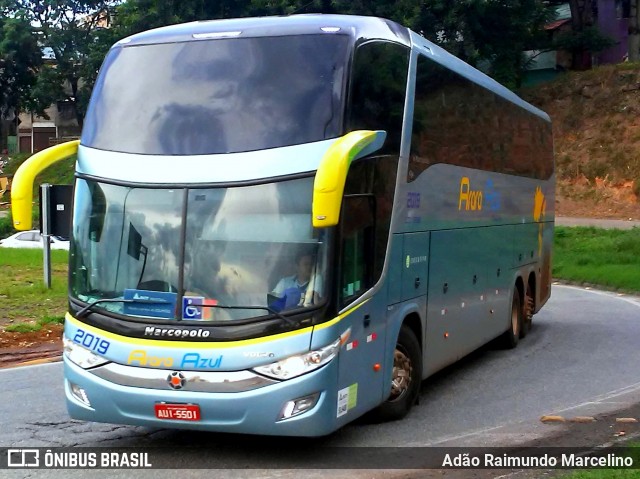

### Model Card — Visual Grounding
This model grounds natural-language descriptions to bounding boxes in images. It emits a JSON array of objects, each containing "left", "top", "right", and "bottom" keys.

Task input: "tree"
[
  {"left": 453, "top": 0, "right": 553, "bottom": 87},
  {"left": 629, "top": 0, "right": 640, "bottom": 62},
  {"left": 0, "top": 15, "right": 42, "bottom": 150},
  {"left": 565, "top": 0, "right": 601, "bottom": 69},
  {"left": 1, "top": 0, "right": 119, "bottom": 128}
]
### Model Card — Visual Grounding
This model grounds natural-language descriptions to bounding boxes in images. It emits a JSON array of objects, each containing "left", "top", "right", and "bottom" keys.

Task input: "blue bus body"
[{"left": 60, "top": 15, "right": 554, "bottom": 436}]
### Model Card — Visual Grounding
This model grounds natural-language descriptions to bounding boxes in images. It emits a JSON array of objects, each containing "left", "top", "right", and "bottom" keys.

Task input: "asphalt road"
[{"left": 2, "top": 285, "right": 640, "bottom": 478}]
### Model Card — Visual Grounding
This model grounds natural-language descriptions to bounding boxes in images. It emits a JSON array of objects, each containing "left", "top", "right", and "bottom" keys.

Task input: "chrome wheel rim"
[{"left": 389, "top": 347, "right": 412, "bottom": 401}]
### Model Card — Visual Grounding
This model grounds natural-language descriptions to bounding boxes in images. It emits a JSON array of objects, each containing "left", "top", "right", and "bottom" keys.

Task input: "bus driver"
[{"left": 270, "top": 251, "right": 323, "bottom": 312}]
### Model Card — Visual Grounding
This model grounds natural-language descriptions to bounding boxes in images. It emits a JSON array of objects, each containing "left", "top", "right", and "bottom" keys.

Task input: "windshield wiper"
[
  {"left": 76, "top": 298, "right": 172, "bottom": 319},
  {"left": 201, "top": 304, "right": 297, "bottom": 327}
]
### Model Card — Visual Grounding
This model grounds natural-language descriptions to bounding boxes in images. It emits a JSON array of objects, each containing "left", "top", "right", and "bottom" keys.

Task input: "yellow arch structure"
[{"left": 11, "top": 140, "right": 80, "bottom": 230}]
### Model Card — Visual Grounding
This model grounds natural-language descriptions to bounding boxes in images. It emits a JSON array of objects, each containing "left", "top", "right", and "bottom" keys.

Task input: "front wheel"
[{"left": 372, "top": 325, "right": 422, "bottom": 421}]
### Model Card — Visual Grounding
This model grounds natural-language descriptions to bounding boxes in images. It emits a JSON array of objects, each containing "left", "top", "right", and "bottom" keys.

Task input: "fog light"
[
  {"left": 279, "top": 392, "right": 320, "bottom": 420},
  {"left": 70, "top": 382, "right": 91, "bottom": 407}
]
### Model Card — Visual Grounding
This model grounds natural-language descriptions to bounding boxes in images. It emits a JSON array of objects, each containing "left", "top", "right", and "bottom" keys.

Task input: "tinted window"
[
  {"left": 409, "top": 55, "right": 553, "bottom": 181},
  {"left": 340, "top": 155, "right": 398, "bottom": 306},
  {"left": 83, "top": 35, "right": 350, "bottom": 155},
  {"left": 339, "top": 196, "right": 375, "bottom": 305},
  {"left": 346, "top": 41, "right": 409, "bottom": 152}
]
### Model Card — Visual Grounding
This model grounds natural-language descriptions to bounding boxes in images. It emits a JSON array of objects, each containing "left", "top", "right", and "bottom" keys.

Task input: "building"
[
  {"left": 524, "top": 1, "right": 631, "bottom": 86},
  {"left": 15, "top": 10, "right": 111, "bottom": 154}
]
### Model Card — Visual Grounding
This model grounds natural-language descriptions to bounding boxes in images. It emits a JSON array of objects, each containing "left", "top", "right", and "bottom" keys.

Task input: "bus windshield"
[
  {"left": 82, "top": 34, "right": 350, "bottom": 155},
  {"left": 70, "top": 177, "right": 330, "bottom": 321}
]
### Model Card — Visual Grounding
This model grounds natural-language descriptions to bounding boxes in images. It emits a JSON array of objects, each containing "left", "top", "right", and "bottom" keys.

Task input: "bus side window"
[
  {"left": 409, "top": 55, "right": 553, "bottom": 182},
  {"left": 339, "top": 195, "right": 375, "bottom": 306},
  {"left": 346, "top": 40, "right": 409, "bottom": 153}
]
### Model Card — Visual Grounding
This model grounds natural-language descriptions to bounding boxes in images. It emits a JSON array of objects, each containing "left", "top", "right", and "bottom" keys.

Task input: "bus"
[{"left": 11, "top": 14, "right": 554, "bottom": 436}]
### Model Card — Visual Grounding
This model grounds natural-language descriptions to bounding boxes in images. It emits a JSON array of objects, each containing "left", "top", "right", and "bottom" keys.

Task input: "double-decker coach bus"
[{"left": 11, "top": 14, "right": 554, "bottom": 436}]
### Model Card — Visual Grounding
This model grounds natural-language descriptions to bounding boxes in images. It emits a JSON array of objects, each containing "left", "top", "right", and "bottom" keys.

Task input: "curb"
[{"left": 2, "top": 355, "right": 63, "bottom": 369}]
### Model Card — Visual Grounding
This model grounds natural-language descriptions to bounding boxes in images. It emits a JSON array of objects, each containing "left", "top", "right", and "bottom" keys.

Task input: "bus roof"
[
  {"left": 115, "top": 14, "right": 549, "bottom": 123},
  {"left": 119, "top": 14, "right": 411, "bottom": 48}
]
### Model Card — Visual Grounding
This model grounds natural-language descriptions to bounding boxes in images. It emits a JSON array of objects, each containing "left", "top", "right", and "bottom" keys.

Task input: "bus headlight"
[
  {"left": 63, "top": 337, "right": 109, "bottom": 369},
  {"left": 253, "top": 337, "right": 340, "bottom": 380}
]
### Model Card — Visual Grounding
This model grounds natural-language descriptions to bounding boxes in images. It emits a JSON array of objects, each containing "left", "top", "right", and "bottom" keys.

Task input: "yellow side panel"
[
  {"left": 11, "top": 140, "right": 80, "bottom": 230},
  {"left": 312, "top": 130, "right": 385, "bottom": 228}
]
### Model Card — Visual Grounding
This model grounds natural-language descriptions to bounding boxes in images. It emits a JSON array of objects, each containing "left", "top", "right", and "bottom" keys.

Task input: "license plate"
[{"left": 154, "top": 403, "right": 201, "bottom": 421}]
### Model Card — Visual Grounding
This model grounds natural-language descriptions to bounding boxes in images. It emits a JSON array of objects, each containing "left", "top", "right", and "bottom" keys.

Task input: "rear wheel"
[
  {"left": 521, "top": 281, "right": 534, "bottom": 338},
  {"left": 500, "top": 287, "right": 522, "bottom": 349},
  {"left": 372, "top": 325, "right": 422, "bottom": 421}
]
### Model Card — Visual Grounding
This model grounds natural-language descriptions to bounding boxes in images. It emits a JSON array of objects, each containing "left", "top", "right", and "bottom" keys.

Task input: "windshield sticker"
[
  {"left": 337, "top": 383, "right": 358, "bottom": 418},
  {"left": 123, "top": 289, "right": 177, "bottom": 319},
  {"left": 182, "top": 296, "right": 218, "bottom": 320}
]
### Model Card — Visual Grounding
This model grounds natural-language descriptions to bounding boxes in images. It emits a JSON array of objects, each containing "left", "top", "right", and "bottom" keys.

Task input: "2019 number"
[{"left": 73, "top": 329, "right": 110, "bottom": 355}]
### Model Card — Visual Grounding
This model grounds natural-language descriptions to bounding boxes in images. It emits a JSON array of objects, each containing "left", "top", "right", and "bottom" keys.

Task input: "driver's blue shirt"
[{"left": 271, "top": 274, "right": 323, "bottom": 310}]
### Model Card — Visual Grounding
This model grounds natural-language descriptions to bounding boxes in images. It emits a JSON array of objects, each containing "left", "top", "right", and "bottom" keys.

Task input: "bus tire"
[
  {"left": 521, "top": 281, "right": 534, "bottom": 338},
  {"left": 373, "top": 325, "right": 422, "bottom": 421},
  {"left": 500, "top": 288, "right": 522, "bottom": 349}
]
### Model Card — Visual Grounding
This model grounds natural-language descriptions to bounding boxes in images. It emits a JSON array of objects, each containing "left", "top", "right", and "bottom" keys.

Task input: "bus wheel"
[
  {"left": 373, "top": 325, "right": 422, "bottom": 421},
  {"left": 521, "top": 282, "right": 534, "bottom": 338},
  {"left": 500, "top": 288, "right": 522, "bottom": 349}
]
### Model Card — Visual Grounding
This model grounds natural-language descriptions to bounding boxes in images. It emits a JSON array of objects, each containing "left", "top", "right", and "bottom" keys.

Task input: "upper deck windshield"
[
  {"left": 82, "top": 34, "right": 350, "bottom": 155},
  {"left": 70, "top": 177, "right": 330, "bottom": 322}
]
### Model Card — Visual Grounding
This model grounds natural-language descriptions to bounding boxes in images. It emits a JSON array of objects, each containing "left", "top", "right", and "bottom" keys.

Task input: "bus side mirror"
[
  {"left": 11, "top": 140, "right": 80, "bottom": 230},
  {"left": 312, "top": 130, "right": 385, "bottom": 228}
]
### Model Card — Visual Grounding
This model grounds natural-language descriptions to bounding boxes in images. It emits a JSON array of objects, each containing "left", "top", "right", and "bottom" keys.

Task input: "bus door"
[{"left": 334, "top": 195, "right": 388, "bottom": 420}]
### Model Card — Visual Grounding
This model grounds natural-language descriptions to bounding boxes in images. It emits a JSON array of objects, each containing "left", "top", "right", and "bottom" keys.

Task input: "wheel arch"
[
  {"left": 402, "top": 312, "right": 423, "bottom": 352},
  {"left": 514, "top": 274, "right": 525, "bottom": 305},
  {"left": 527, "top": 269, "right": 537, "bottom": 311}
]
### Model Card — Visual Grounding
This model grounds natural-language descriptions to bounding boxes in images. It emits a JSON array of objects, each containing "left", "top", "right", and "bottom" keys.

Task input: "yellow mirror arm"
[
  {"left": 312, "top": 130, "right": 386, "bottom": 228},
  {"left": 11, "top": 140, "right": 80, "bottom": 230}
]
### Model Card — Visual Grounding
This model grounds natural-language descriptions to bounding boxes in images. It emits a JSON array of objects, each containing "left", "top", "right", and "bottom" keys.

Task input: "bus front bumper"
[{"left": 64, "top": 358, "right": 340, "bottom": 437}]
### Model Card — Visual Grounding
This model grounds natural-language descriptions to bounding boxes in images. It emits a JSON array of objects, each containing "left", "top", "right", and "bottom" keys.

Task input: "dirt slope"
[{"left": 521, "top": 63, "right": 640, "bottom": 220}]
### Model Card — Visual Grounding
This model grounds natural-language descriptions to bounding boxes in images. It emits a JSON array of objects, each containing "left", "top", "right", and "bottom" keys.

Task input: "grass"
[
  {"left": 5, "top": 315, "right": 65, "bottom": 333},
  {"left": 0, "top": 248, "right": 68, "bottom": 330},
  {"left": 557, "top": 443, "right": 640, "bottom": 478},
  {"left": 553, "top": 226, "right": 640, "bottom": 293}
]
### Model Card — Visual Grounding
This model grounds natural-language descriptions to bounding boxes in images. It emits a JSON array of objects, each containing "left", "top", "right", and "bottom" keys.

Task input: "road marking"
[
  {"left": 568, "top": 416, "right": 596, "bottom": 423},
  {"left": 616, "top": 417, "right": 638, "bottom": 423},
  {"left": 555, "top": 284, "right": 640, "bottom": 309},
  {"left": 540, "top": 415, "right": 565, "bottom": 423}
]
